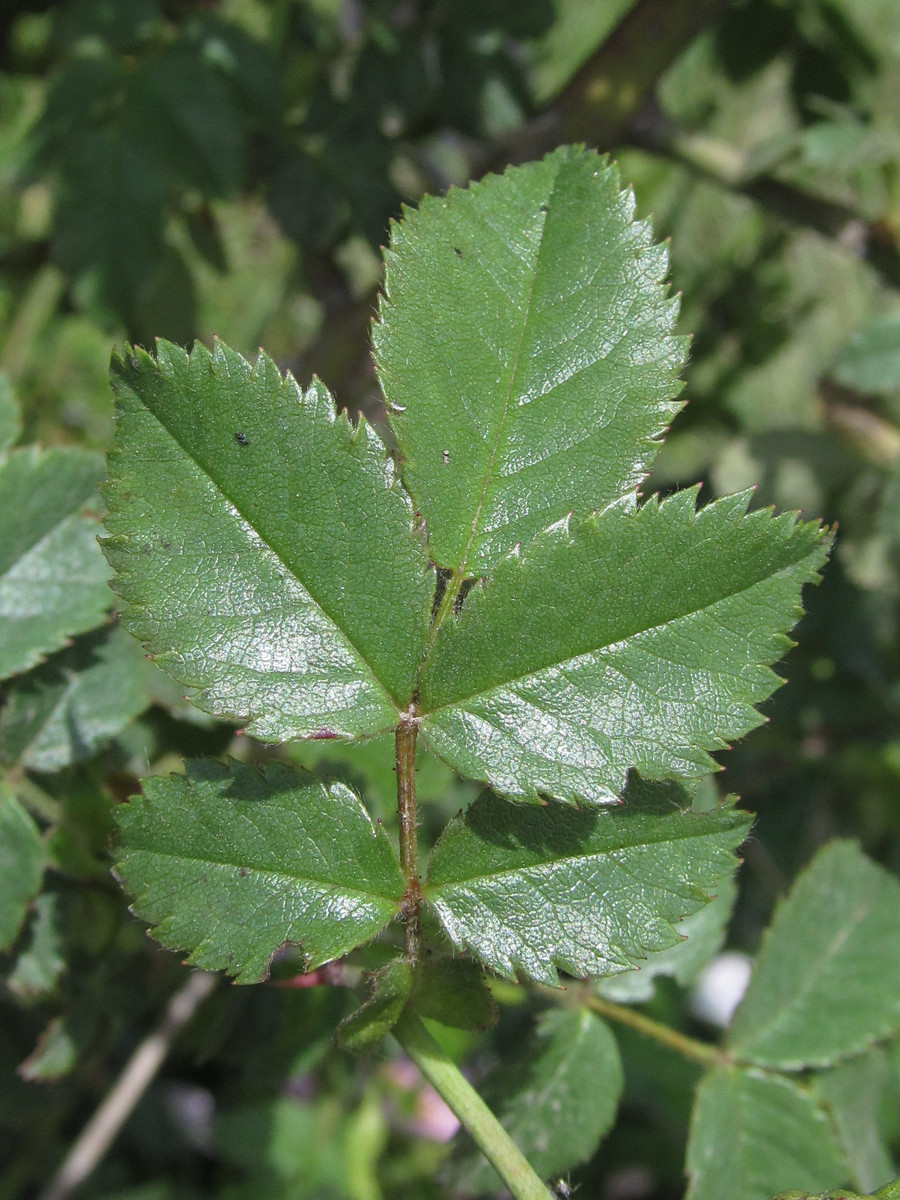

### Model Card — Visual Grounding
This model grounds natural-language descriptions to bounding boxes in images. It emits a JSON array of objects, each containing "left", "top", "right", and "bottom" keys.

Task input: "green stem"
[
  {"left": 396, "top": 719, "right": 422, "bottom": 962},
  {"left": 393, "top": 1010, "right": 556, "bottom": 1200},
  {"left": 577, "top": 991, "right": 724, "bottom": 1068}
]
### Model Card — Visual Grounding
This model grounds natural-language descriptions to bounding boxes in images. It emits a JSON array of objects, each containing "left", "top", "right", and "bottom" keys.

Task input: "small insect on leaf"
[{"left": 234, "top": 431, "right": 249, "bottom": 446}]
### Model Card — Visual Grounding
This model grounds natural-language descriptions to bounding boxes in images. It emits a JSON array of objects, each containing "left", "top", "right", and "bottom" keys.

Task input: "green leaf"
[
  {"left": 813, "top": 1050, "right": 895, "bottom": 1193},
  {"left": 419, "top": 489, "right": 829, "bottom": 804},
  {"left": 597, "top": 870, "right": 737, "bottom": 1003},
  {"left": 6, "top": 891, "right": 66, "bottom": 1000},
  {"left": 0, "top": 788, "right": 44, "bottom": 951},
  {"left": 0, "top": 624, "right": 155, "bottom": 772},
  {"left": 102, "top": 340, "right": 433, "bottom": 740},
  {"left": 831, "top": 311, "right": 900, "bottom": 396},
  {"left": 19, "top": 1015, "right": 83, "bottom": 1082},
  {"left": 452, "top": 1008, "right": 623, "bottom": 1193},
  {"left": 374, "top": 145, "right": 687, "bottom": 575},
  {"left": 214, "top": 1097, "right": 356, "bottom": 1191},
  {"left": 728, "top": 841, "right": 900, "bottom": 1069},
  {"left": 412, "top": 957, "right": 497, "bottom": 1031},
  {"left": 0, "top": 445, "right": 109, "bottom": 681},
  {"left": 337, "top": 958, "right": 414, "bottom": 1053},
  {"left": 423, "top": 780, "right": 751, "bottom": 984},
  {"left": 686, "top": 1068, "right": 848, "bottom": 1200},
  {"left": 0, "top": 375, "right": 20, "bottom": 452},
  {"left": 114, "top": 759, "right": 405, "bottom": 983}
]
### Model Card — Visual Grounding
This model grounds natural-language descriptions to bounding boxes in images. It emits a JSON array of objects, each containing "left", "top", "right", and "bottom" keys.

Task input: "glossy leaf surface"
[
  {"left": 420, "top": 490, "right": 829, "bottom": 804},
  {"left": 453, "top": 1008, "right": 622, "bottom": 1192},
  {"left": 686, "top": 1068, "right": 847, "bottom": 1200},
  {"left": 0, "top": 789, "right": 45, "bottom": 950},
  {"left": 0, "top": 445, "right": 109, "bottom": 681},
  {"left": 102, "top": 340, "right": 433, "bottom": 740},
  {"left": 728, "top": 841, "right": 900, "bottom": 1068},
  {"left": 424, "top": 782, "right": 751, "bottom": 984},
  {"left": 375, "top": 145, "right": 687, "bottom": 574},
  {"left": 115, "top": 759, "right": 405, "bottom": 983},
  {"left": 0, "top": 624, "right": 155, "bottom": 772},
  {"left": 597, "top": 871, "right": 736, "bottom": 1003}
]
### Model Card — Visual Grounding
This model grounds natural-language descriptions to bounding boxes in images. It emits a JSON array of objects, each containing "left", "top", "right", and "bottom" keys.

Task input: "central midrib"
[
  {"left": 424, "top": 815, "right": 739, "bottom": 890},
  {"left": 143, "top": 391, "right": 399, "bottom": 711},
  {"left": 451, "top": 175, "right": 558, "bottom": 587},
  {"left": 420, "top": 552, "right": 815, "bottom": 716},
  {"left": 130, "top": 845, "right": 404, "bottom": 904}
]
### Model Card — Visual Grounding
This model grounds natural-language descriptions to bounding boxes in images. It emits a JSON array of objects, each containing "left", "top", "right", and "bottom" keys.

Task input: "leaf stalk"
[
  {"left": 574, "top": 990, "right": 725, "bottom": 1068},
  {"left": 393, "top": 1010, "right": 556, "bottom": 1200},
  {"left": 396, "top": 717, "right": 422, "bottom": 961}
]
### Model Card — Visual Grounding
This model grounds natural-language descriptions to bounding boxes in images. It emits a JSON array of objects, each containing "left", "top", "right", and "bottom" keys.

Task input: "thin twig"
[{"left": 37, "top": 970, "right": 217, "bottom": 1200}]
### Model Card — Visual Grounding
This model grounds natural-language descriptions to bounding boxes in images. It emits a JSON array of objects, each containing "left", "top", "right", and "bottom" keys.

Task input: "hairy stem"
[
  {"left": 396, "top": 718, "right": 422, "bottom": 962},
  {"left": 577, "top": 990, "right": 725, "bottom": 1068},
  {"left": 37, "top": 971, "right": 217, "bottom": 1200},
  {"left": 393, "top": 1010, "right": 556, "bottom": 1200}
]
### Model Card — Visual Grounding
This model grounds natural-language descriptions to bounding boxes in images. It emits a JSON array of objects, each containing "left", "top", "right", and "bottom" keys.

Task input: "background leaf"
[
  {"left": 115, "top": 759, "right": 405, "bottom": 983},
  {"left": 0, "top": 376, "right": 20, "bottom": 453},
  {"left": 452, "top": 1008, "right": 623, "bottom": 1193},
  {"left": 102, "top": 340, "right": 433, "bottom": 740},
  {"left": 686, "top": 1068, "right": 848, "bottom": 1200},
  {"left": 831, "top": 311, "right": 900, "bottom": 397},
  {"left": 0, "top": 623, "right": 155, "bottom": 772},
  {"left": 420, "top": 489, "right": 829, "bottom": 804},
  {"left": 728, "top": 841, "right": 900, "bottom": 1069},
  {"left": 813, "top": 1049, "right": 896, "bottom": 1193},
  {"left": 0, "top": 445, "right": 109, "bottom": 681},
  {"left": 0, "top": 789, "right": 44, "bottom": 951},
  {"left": 374, "top": 144, "right": 687, "bottom": 575},
  {"left": 424, "top": 780, "right": 751, "bottom": 984}
]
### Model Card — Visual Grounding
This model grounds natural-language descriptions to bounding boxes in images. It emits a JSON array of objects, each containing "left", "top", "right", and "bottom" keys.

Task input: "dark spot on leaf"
[
  {"left": 234, "top": 431, "right": 250, "bottom": 446},
  {"left": 238, "top": 867, "right": 251, "bottom": 878},
  {"left": 454, "top": 247, "right": 463, "bottom": 257},
  {"left": 539, "top": 204, "right": 549, "bottom": 213}
]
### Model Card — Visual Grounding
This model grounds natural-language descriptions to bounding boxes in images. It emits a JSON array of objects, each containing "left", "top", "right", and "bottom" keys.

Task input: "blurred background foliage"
[{"left": 2, "top": 1, "right": 900, "bottom": 1198}]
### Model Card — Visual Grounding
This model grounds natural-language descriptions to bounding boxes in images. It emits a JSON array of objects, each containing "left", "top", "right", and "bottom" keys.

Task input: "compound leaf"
[
  {"left": 419, "top": 489, "right": 829, "bottom": 805},
  {"left": 686, "top": 1068, "right": 847, "bottom": 1200},
  {"left": 0, "top": 787, "right": 45, "bottom": 951},
  {"left": 102, "top": 340, "right": 433, "bottom": 741},
  {"left": 115, "top": 758, "right": 405, "bottom": 983},
  {"left": 728, "top": 841, "right": 900, "bottom": 1069},
  {"left": 452, "top": 1008, "right": 622, "bottom": 1193},
  {"left": 0, "top": 444, "right": 109, "bottom": 681},
  {"left": 374, "top": 145, "right": 687, "bottom": 575},
  {"left": 423, "top": 780, "right": 750, "bottom": 985}
]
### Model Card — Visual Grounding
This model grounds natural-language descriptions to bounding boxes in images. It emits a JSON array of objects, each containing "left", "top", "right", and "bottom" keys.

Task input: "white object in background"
[{"left": 690, "top": 952, "right": 753, "bottom": 1028}]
